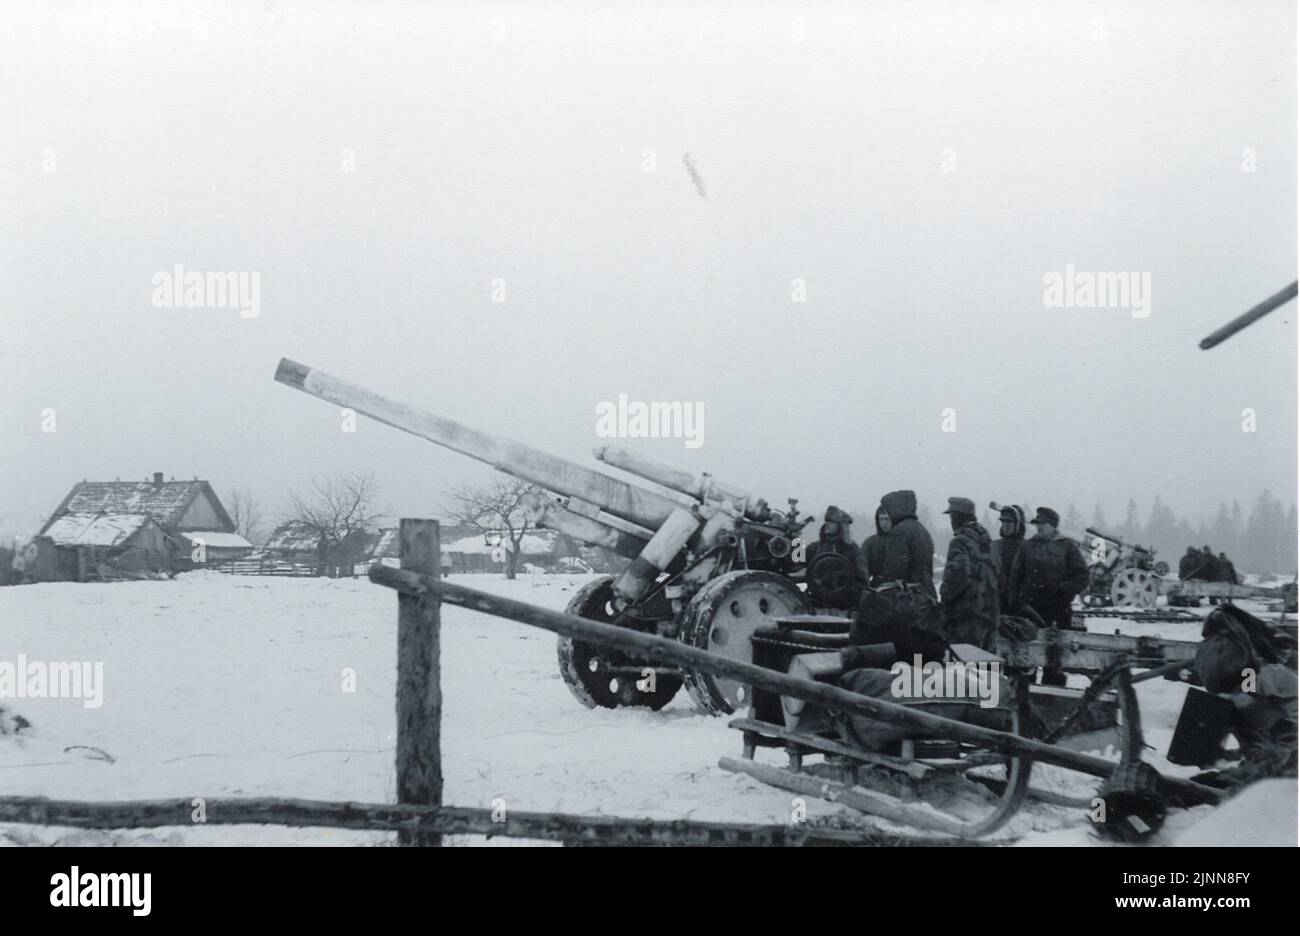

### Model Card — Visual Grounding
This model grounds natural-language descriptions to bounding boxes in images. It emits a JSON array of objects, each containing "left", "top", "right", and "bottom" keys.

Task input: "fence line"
[{"left": 0, "top": 795, "right": 979, "bottom": 846}]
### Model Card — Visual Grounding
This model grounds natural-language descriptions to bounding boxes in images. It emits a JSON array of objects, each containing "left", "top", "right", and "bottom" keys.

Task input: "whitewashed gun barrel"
[
  {"left": 274, "top": 358, "right": 687, "bottom": 532},
  {"left": 593, "top": 444, "right": 769, "bottom": 521}
]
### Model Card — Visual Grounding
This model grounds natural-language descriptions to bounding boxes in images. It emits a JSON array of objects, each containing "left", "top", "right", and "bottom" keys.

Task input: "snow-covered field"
[{"left": 1, "top": 572, "right": 1294, "bottom": 846}]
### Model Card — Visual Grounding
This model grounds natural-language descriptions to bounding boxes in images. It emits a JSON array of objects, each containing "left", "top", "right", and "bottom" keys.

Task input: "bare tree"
[
  {"left": 443, "top": 478, "right": 541, "bottom": 579},
  {"left": 284, "top": 472, "right": 386, "bottom": 576},
  {"left": 227, "top": 488, "right": 265, "bottom": 545}
]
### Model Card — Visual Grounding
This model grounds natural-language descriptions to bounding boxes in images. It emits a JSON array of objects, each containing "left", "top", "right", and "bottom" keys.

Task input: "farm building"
[
  {"left": 260, "top": 522, "right": 395, "bottom": 576},
  {"left": 252, "top": 522, "right": 604, "bottom": 577},
  {"left": 30, "top": 473, "right": 253, "bottom": 581},
  {"left": 442, "top": 529, "right": 560, "bottom": 573},
  {"left": 262, "top": 521, "right": 327, "bottom": 567}
]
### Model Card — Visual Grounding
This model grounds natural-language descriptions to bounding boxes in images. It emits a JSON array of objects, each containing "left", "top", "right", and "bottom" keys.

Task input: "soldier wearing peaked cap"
[
  {"left": 1009, "top": 506, "right": 1090, "bottom": 684},
  {"left": 939, "top": 497, "right": 1001, "bottom": 651},
  {"left": 994, "top": 504, "right": 1028, "bottom": 614}
]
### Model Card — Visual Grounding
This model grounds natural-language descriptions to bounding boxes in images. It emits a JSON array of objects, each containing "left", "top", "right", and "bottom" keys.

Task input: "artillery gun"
[
  {"left": 275, "top": 358, "right": 831, "bottom": 715},
  {"left": 1078, "top": 526, "right": 1169, "bottom": 609}
]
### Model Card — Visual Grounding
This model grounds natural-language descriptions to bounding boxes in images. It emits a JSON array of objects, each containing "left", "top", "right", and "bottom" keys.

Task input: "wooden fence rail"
[{"left": 0, "top": 796, "right": 986, "bottom": 846}]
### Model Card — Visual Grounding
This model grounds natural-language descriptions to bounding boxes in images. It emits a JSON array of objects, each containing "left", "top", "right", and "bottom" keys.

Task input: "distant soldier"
[
  {"left": 1174, "top": 546, "right": 1205, "bottom": 607},
  {"left": 939, "top": 497, "right": 1001, "bottom": 651},
  {"left": 1202, "top": 545, "right": 1223, "bottom": 604},
  {"left": 858, "top": 490, "right": 936, "bottom": 599},
  {"left": 993, "top": 504, "right": 1027, "bottom": 614},
  {"left": 1218, "top": 552, "right": 1239, "bottom": 585}
]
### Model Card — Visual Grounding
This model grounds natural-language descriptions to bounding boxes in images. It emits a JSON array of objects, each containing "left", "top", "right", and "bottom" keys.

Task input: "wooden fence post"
[{"left": 396, "top": 519, "right": 442, "bottom": 846}]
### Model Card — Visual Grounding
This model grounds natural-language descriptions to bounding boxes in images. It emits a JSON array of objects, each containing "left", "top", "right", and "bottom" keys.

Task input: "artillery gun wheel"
[
  {"left": 556, "top": 576, "right": 682, "bottom": 710},
  {"left": 1110, "top": 568, "right": 1158, "bottom": 609},
  {"left": 681, "top": 571, "right": 810, "bottom": 716},
  {"left": 1153, "top": 561, "right": 1170, "bottom": 577}
]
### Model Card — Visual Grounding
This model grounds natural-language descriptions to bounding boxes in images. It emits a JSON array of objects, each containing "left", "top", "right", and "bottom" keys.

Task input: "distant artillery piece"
[
  {"left": 1077, "top": 526, "right": 1295, "bottom": 611},
  {"left": 1077, "top": 526, "right": 1169, "bottom": 610}
]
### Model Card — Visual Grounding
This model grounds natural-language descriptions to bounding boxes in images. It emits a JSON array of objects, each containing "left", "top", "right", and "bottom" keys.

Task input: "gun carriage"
[{"left": 275, "top": 358, "right": 859, "bottom": 715}]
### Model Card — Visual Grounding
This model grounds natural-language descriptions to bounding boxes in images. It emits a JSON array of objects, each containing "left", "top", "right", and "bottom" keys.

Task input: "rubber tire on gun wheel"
[{"left": 556, "top": 576, "right": 682, "bottom": 710}]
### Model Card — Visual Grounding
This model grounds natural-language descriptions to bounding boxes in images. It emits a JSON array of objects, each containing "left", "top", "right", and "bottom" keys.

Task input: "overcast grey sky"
[{"left": 1, "top": 0, "right": 1295, "bottom": 541}]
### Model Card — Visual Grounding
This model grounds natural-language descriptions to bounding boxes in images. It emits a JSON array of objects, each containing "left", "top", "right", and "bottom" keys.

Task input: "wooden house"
[{"left": 34, "top": 473, "right": 252, "bottom": 580}]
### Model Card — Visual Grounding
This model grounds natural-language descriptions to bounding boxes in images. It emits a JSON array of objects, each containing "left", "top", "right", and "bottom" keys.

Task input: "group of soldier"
[
  {"left": 815, "top": 492, "right": 1090, "bottom": 663},
  {"left": 1176, "top": 544, "right": 1240, "bottom": 607},
  {"left": 1178, "top": 545, "right": 1239, "bottom": 585}
]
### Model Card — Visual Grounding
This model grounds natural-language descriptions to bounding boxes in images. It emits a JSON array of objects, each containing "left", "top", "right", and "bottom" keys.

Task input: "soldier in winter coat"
[
  {"left": 858, "top": 490, "right": 936, "bottom": 598},
  {"left": 994, "top": 504, "right": 1027, "bottom": 614},
  {"left": 939, "top": 497, "right": 1001, "bottom": 651},
  {"left": 1009, "top": 506, "right": 1090, "bottom": 628}
]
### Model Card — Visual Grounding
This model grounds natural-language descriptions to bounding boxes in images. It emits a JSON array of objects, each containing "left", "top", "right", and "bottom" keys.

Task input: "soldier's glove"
[{"left": 997, "top": 616, "right": 1037, "bottom": 642}]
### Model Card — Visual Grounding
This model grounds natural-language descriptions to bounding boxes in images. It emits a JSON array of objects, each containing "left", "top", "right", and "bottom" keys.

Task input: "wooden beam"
[
  {"left": 996, "top": 631, "right": 1200, "bottom": 672},
  {"left": 368, "top": 565, "right": 1223, "bottom": 806},
  {"left": 396, "top": 519, "right": 442, "bottom": 846},
  {"left": 0, "top": 796, "right": 985, "bottom": 847}
]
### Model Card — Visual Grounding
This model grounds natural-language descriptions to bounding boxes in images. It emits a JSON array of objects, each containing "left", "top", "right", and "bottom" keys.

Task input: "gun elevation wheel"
[
  {"left": 557, "top": 576, "right": 682, "bottom": 710},
  {"left": 681, "top": 570, "right": 810, "bottom": 716},
  {"left": 806, "top": 551, "right": 861, "bottom": 610}
]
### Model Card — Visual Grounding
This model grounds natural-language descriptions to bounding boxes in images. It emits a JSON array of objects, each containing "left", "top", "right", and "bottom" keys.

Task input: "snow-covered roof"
[
  {"left": 369, "top": 528, "right": 399, "bottom": 558},
  {"left": 264, "top": 522, "right": 322, "bottom": 552},
  {"left": 42, "top": 479, "right": 233, "bottom": 531},
  {"left": 43, "top": 513, "right": 157, "bottom": 547},
  {"left": 180, "top": 531, "right": 253, "bottom": 549},
  {"left": 444, "top": 531, "right": 556, "bottom": 555}
]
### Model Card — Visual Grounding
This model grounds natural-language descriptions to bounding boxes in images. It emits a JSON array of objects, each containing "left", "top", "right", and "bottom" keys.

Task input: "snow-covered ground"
[{"left": 0, "top": 572, "right": 1294, "bottom": 846}]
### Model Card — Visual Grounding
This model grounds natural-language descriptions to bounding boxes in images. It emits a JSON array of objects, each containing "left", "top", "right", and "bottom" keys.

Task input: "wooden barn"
[
  {"left": 33, "top": 513, "right": 173, "bottom": 581},
  {"left": 262, "top": 521, "right": 327, "bottom": 569},
  {"left": 33, "top": 473, "right": 253, "bottom": 581}
]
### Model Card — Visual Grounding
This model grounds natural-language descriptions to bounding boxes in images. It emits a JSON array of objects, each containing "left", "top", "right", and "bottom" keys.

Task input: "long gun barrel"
[
  {"left": 1085, "top": 526, "right": 1124, "bottom": 546},
  {"left": 1199, "top": 281, "right": 1298, "bottom": 349},
  {"left": 274, "top": 359, "right": 687, "bottom": 531},
  {"left": 594, "top": 445, "right": 767, "bottom": 521}
]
